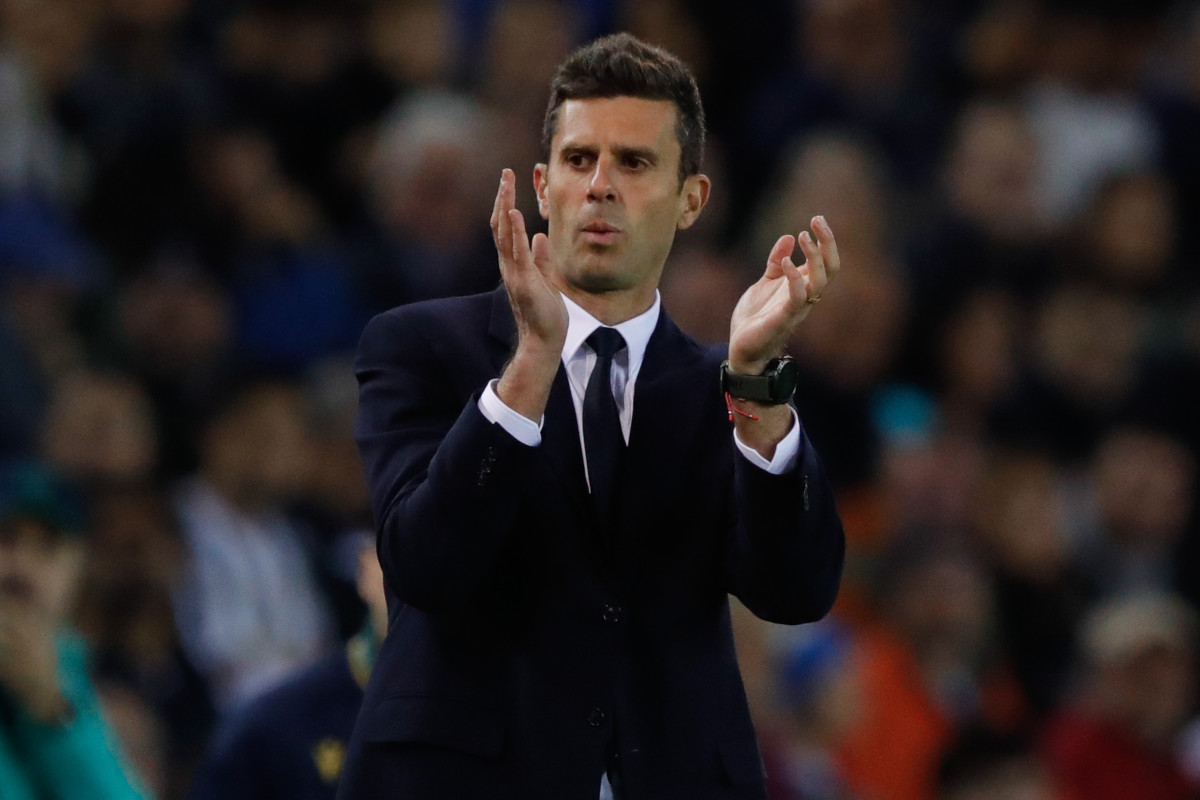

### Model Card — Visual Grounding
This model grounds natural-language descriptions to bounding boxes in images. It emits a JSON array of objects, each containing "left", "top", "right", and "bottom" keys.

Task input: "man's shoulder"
[
  {"left": 368, "top": 289, "right": 499, "bottom": 332},
  {"left": 356, "top": 288, "right": 504, "bottom": 363}
]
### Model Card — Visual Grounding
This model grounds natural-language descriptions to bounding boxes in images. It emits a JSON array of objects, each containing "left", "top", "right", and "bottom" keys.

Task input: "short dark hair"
[{"left": 542, "top": 33, "right": 706, "bottom": 184}]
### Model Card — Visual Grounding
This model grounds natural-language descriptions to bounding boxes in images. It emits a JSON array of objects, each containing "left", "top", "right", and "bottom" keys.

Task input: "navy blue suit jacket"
[
  {"left": 190, "top": 649, "right": 364, "bottom": 800},
  {"left": 338, "top": 287, "right": 845, "bottom": 800}
]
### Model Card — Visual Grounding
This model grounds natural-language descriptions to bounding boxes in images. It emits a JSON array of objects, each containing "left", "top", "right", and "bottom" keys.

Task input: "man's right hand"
[{"left": 490, "top": 168, "right": 566, "bottom": 423}]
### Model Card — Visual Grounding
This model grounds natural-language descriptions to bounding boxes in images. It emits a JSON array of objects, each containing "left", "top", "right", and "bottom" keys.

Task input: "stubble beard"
[{"left": 565, "top": 246, "right": 634, "bottom": 295}]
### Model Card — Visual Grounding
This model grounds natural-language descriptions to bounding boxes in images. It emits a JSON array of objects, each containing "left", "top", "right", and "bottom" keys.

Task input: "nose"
[{"left": 586, "top": 159, "right": 617, "bottom": 202}]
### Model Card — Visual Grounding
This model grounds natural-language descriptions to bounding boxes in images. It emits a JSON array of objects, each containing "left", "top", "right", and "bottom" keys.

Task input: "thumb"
[{"left": 531, "top": 232, "right": 552, "bottom": 276}]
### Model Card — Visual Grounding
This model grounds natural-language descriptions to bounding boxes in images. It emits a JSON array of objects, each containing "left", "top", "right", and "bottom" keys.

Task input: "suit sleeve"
[
  {"left": 725, "top": 416, "right": 845, "bottom": 625},
  {"left": 354, "top": 309, "right": 537, "bottom": 613}
]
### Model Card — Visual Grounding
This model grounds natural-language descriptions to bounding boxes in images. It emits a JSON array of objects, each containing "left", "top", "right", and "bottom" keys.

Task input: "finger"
[
  {"left": 491, "top": 170, "right": 511, "bottom": 240},
  {"left": 490, "top": 172, "right": 503, "bottom": 238},
  {"left": 494, "top": 170, "right": 515, "bottom": 266},
  {"left": 509, "top": 208, "right": 532, "bottom": 268},
  {"left": 765, "top": 235, "right": 795, "bottom": 279},
  {"left": 780, "top": 253, "right": 804, "bottom": 284},
  {"left": 781, "top": 255, "right": 810, "bottom": 306},
  {"left": 797, "top": 229, "right": 827, "bottom": 295},
  {"left": 812, "top": 215, "right": 841, "bottom": 276},
  {"left": 531, "top": 232, "right": 552, "bottom": 277}
]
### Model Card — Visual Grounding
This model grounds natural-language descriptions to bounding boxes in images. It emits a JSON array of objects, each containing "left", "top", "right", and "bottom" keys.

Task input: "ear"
[
  {"left": 676, "top": 173, "right": 711, "bottom": 231},
  {"left": 533, "top": 163, "right": 550, "bottom": 221}
]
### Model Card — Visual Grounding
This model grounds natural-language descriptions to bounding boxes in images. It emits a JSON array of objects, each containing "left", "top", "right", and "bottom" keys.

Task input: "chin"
[
  {"left": 571, "top": 266, "right": 634, "bottom": 295},
  {"left": 569, "top": 256, "right": 630, "bottom": 293},
  {"left": 576, "top": 275, "right": 627, "bottom": 294}
]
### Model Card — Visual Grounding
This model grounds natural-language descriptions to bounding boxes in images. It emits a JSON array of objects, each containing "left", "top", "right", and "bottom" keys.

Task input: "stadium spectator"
[
  {"left": 0, "top": 461, "right": 151, "bottom": 800},
  {"left": 1042, "top": 592, "right": 1199, "bottom": 800},
  {"left": 171, "top": 380, "right": 333, "bottom": 714},
  {"left": 187, "top": 534, "right": 385, "bottom": 800}
]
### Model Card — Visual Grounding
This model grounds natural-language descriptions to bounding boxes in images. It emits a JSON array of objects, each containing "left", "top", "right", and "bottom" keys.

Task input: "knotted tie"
[{"left": 583, "top": 327, "right": 627, "bottom": 525}]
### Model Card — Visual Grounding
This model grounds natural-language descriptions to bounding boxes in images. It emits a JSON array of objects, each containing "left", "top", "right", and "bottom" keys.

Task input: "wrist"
[
  {"left": 511, "top": 337, "right": 563, "bottom": 371},
  {"left": 721, "top": 357, "right": 798, "bottom": 405},
  {"left": 726, "top": 343, "right": 787, "bottom": 376},
  {"left": 726, "top": 357, "right": 772, "bottom": 376},
  {"left": 731, "top": 402, "right": 793, "bottom": 459},
  {"left": 496, "top": 344, "right": 560, "bottom": 421}
]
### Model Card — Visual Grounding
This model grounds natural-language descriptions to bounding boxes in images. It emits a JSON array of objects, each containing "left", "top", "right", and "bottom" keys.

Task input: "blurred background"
[{"left": 1, "top": 0, "right": 1199, "bottom": 798}]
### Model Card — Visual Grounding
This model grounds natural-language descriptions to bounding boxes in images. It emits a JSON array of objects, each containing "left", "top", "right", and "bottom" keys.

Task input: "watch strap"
[
  {"left": 720, "top": 358, "right": 795, "bottom": 405},
  {"left": 721, "top": 363, "right": 775, "bottom": 402}
]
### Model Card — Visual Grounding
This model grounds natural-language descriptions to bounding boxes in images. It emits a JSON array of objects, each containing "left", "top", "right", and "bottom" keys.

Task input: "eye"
[
  {"left": 565, "top": 152, "right": 592, "bottom": 169},
  {"left": 622, "top": 155, "right": 649, "bottom": 170}
]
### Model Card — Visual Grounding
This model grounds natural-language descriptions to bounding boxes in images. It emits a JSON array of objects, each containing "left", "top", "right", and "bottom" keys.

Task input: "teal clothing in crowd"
[{"left": 0, "top": 632, "right": 150, "bottom": 800}]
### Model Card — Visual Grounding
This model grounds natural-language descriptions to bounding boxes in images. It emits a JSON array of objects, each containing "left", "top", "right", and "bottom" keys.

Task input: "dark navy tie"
[{"left": 583, "top": 327, "right": 627, "bottom": 525}]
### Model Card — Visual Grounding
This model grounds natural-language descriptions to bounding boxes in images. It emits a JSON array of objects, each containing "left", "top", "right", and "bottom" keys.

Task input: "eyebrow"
[
  {"left": 614, "top": 146, "right": 658, "bottom": 165},
  {"left": 557, "top": 143, "right": 660, "bottom": 165}
]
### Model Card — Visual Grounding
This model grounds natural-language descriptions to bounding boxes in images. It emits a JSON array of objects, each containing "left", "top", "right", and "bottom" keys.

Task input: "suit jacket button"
[
  {"left": 602, "top": 604, "right": 622, "bottom": 623},
  {"left": 588, "top": 708, "right": 607, "bottom": 727}
]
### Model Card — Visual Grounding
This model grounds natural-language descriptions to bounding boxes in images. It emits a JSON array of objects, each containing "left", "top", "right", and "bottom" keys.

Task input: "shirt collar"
[{"left": 561, "top": 291, "right": 660, "bottom": 373}]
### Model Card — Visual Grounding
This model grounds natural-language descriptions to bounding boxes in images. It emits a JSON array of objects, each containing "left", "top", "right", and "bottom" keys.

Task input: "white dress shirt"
[{"left": 479, "top": 291, "right": 800, "bottom": 478}]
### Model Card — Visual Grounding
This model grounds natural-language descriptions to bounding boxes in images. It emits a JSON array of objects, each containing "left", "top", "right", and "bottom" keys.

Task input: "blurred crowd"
[{"left": 1, "top": 0, "right": 1199, "bottom": 798}]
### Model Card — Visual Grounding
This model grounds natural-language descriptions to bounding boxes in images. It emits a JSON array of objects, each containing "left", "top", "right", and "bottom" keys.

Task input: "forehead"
[{"left": 553, "top": 97, "right": 679, "bottom": 154}]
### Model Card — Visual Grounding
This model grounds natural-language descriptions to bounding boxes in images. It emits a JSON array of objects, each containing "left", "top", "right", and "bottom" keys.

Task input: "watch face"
[{"left": 774, "top": 358, "right": 799, "bottom": 401}]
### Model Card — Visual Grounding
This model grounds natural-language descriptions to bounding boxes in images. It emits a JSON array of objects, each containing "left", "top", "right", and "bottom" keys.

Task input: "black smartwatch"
[{"left": 720, "top": 357, "right": 799, "bottom": 404}]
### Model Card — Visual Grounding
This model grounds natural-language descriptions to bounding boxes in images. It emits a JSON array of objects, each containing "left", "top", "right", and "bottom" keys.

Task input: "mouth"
[{"left": 580, "top": 222, "right": 621, "bottom": 245}]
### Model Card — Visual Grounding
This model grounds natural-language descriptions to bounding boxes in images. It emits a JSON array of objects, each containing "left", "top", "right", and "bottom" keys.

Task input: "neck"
[{"left": 557, "top": 281, "right": 656, "bottom": 326}]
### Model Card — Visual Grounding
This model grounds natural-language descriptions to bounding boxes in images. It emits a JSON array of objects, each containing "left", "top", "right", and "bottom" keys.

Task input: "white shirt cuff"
[
  {"left": 479, "top": 380, "right": 542, "bottom": 446},
  {"left": 733, "top": 406, "right": 801, "bottom": 474}
]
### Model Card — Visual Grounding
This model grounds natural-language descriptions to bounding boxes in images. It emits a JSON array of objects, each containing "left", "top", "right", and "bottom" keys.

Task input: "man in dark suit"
[{"left": 338, "top": 33, "right": 845, "bottom": 800}]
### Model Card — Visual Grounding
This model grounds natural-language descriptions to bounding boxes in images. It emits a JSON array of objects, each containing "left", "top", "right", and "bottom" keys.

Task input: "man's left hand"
[
  {"left": 725, "top": 216, "right": 840, "bottom": 458},
  {"left": 728, "top": 215, "right": 840, "bottom": 374}
]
